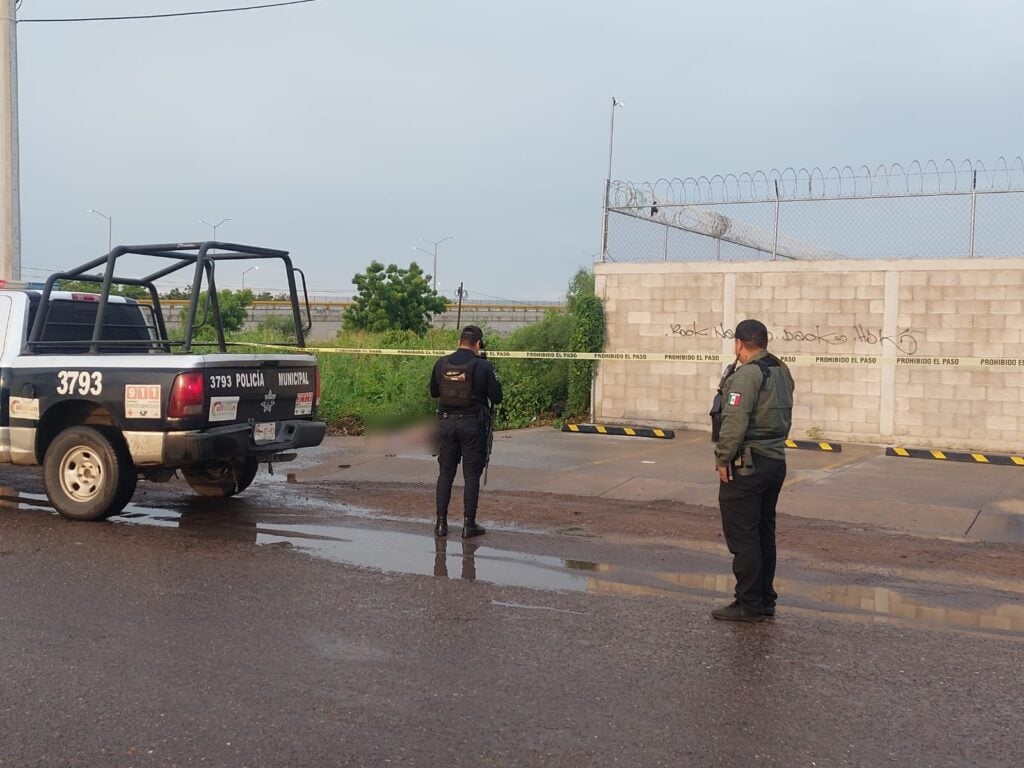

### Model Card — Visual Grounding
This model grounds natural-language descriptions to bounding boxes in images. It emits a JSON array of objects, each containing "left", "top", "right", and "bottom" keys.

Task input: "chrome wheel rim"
[{"left": 59, "top": 446, "right": 105, "bottom": 503}]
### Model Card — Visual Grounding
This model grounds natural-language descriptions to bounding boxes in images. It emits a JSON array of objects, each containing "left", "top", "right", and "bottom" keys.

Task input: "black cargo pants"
[
  {"left": 718, "top": 455, "right": 787, "bottom": 611},
  {"left": 436, "top": 411, "right": 487, "bottom": 519}
]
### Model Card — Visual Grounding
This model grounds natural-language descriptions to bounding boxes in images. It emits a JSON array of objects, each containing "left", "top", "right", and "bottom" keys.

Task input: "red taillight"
[
  {"left": 71, "top": 293, "right": 100, "bottom": 302},
  {"left": 168, "top": 372, "right": 205, "bottom": 418},
  {"left": 314, "top": 368, "right": 321, "bottom": 408}
]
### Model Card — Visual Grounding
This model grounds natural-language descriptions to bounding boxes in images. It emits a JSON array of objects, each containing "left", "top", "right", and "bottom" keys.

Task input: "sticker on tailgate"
[
  {"left": 254, "top": 422, "right": 276, "bottom": 443},
  {"left": 294, "top": 392, "right": 314, "bottom": 416},
  {"left": 210, "top": 396, "right": 240, "bottom": 422}
]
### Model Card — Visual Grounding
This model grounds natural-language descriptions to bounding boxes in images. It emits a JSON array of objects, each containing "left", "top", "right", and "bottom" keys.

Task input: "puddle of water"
[
  {"left": 112, "top": 504, "right": 589, "bottom": 592},
  {"left": 259, "top": 523, "right": 588, "bottom": 591},
  {"left": 3, "top": 487, "right": 1020, "bottom": 639},
  {"left": 574, "top": 571, "right": 1024, "bottom": 638}
]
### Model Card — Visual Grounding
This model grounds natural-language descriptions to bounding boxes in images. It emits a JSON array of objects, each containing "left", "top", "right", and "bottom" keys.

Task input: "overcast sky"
[{"left": 16, "top": 0, "right": 1024, "bottom": 300}]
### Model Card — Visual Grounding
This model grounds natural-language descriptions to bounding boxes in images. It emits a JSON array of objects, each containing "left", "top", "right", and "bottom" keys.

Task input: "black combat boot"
[
  {"left": 434, "top": 515, "right": 448, "bottom": 537},
  {"left": 711, "top": 600, "right": 766, "bottom": 623},
  {"left": 462, "top": 515, "right": 486, "bottom": 539}
]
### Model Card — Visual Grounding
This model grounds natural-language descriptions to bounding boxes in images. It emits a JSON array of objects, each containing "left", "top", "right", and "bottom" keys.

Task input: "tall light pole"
[
  {"left": 600, "top": 97, "right": 624, "bottom": 263},
  {"left": 199, "top": 217, "right": 231, "bottom": 242},
  {"left": 413, "top": 235, "right": 453, "bottom": 293},
  {"left": 88, "top": 209, "right": 112, "bottom": 252},
  {"left": 242, "top": 265, "right": 258, "bottom": 290},
  {"left": 1, "top": 0, "right": 21, "bottom": 281}
]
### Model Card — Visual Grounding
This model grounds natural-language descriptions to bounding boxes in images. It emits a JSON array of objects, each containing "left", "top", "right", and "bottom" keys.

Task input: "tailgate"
[{"left": 204, "top": 358, "right": 318, "bottom": 427}]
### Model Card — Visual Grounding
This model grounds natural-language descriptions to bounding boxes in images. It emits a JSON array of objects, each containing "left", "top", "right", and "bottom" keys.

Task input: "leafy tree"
[
  {"left": 182, "top": 288, "right": 254, "bottom": 339},
  {"left": 567, "top": 293, "right": 605, "bottom": 418},
  {"left": 566, "top": 267, "right": 595, "bottom": 313},
  {"left": 163, "top": 287, "right": 191, "bottom": 300},
  {"left": 499, "top": 309, "right": 573, "bottom": 420},
  {"left": 342, "top": 261, "right": 446, "bottom": 335}
]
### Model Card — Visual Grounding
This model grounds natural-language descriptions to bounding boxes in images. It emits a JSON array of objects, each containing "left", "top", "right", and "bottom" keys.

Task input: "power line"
[{"left": 19, "top": 0, "right": 318, "bottom": 24}]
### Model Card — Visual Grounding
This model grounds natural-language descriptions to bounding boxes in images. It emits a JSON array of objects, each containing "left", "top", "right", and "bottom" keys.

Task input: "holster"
[{"left": 731, "top": 446, "right": 757, "bottom": 477}]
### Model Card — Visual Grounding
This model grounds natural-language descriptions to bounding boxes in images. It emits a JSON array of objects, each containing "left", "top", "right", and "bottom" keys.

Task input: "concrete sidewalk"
[{"left": 292, "top": 427, "right": 1024, "bottom": 545}]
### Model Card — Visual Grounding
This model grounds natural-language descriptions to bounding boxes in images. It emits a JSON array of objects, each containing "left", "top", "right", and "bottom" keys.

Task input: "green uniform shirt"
[{"left": 714, "top": 350, "right": 795, "bottom": 467}]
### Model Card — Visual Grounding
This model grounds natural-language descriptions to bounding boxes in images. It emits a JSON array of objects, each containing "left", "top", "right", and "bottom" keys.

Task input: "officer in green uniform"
[{"left": 710, "top": 319, "right": 795, "bottom": 622}]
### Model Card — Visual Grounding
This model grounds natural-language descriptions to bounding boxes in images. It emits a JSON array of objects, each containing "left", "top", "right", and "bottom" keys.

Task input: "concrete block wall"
[{"left": 594, "top": 259, "right": 1024, "bottom": 452}]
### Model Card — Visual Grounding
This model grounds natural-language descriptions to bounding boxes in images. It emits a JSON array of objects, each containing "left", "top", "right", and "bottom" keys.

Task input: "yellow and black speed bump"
[
  {"left": 785, "top": 439, "right": 842, "bottom": 452},
  {"left": 886, "top": 447, "right": 1024, "bottom": 466},
  {"left": 562, "top": 423, "right": 674, "bottom": 439}
]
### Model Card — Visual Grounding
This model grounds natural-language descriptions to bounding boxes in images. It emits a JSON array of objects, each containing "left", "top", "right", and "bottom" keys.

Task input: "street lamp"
[
  {"left": 199, "top": 217, "right": 231, "bottom": 241},
  {"left": 87, "top": 209, "right": 112, "bottom": 252},
  {"left": 242, "top": 265, "right": 258, "bottom": 290},
  {"left": 412, "top": 235, "right": 453, "bottom": 293},
  {"left": 600, "top": 96, "right": 624, "bottom": 262}
]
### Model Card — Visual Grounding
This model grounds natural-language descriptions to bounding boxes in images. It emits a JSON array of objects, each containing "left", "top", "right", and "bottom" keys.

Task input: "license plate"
[{"left": 254, "top": 422, "right": 276, "bottom": 443}]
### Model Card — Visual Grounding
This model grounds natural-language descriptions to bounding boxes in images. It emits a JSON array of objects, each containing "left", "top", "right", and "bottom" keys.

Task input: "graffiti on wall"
[{"left": 668, "top": 322, "right": 919, "bottom": 355}]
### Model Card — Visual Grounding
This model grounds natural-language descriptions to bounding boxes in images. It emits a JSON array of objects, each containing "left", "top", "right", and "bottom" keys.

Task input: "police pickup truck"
[{"left": 0, "top": 241, "right": 326, "bottom": 520}]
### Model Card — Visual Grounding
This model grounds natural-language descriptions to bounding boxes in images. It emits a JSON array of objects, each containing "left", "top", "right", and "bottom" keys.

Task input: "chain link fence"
[{"left": 604, "top": 158, "right": 1024, "bottom": 263}]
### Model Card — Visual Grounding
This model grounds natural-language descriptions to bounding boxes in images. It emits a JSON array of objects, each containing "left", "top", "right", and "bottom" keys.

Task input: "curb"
[
  {"left": 886, "top": 447, "right": 1024, "bottom": 466},
  {"left": 786, "top": 439, "right": 842, "bottom": 452},
  {"left": 562, "top": 423, "right": 675, "bottom": 439}
]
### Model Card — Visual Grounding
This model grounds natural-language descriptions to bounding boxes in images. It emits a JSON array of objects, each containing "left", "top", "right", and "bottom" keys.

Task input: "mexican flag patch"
[{"left": 727, "top": 392, "right": 742, "bottom": 406}]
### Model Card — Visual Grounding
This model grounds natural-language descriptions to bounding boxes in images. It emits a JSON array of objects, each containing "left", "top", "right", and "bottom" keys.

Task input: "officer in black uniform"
[{"left": 429, "top": 325, "right": 503, "bottom": 539}]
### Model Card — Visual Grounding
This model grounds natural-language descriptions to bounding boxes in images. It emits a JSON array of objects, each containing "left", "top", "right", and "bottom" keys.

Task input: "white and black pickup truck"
[{"left": 0, "top": 241, "right": 327, "bottom": 520}]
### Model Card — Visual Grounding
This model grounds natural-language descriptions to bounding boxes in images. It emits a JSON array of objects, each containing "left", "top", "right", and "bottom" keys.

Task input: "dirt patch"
[{"left": 310, "top": 480, "right": 1024, "bottom": 583}]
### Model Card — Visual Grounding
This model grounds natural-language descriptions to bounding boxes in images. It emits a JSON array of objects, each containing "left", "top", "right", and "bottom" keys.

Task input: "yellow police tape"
[{"left": 251, "top": 343, "right": 1024, "bottom": 369}]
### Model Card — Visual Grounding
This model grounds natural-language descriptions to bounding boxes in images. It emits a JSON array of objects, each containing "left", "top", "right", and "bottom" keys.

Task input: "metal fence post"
[
  {"left": 600, "top": 179, "right": 610, "bottom": 262},
  {"left": 771, "top": 180, "right": 781, "bottom": 261},
  {"left": 968, "top": 171, "right": 977, "bottom": 258}
]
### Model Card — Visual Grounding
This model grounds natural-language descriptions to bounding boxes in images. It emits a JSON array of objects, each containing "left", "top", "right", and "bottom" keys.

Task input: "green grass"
[
  {"left": 225, "top": 319, "right": 575, "bottom": 434},
  {"left": 314, "top": 329, "right": 454, "bottom": 433}
]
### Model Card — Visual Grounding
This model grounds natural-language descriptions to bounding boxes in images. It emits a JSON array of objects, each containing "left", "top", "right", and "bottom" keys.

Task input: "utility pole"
[
  {"left": 0, "top": 0, "right": 21, "bottom": 281},
  {"left": 455, "top": 282, "right": 466, "bottom": 329}
]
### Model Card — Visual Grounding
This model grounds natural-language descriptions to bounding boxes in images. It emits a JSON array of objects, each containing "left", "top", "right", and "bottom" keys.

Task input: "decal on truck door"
[
  {"left": 9, "top": 397, "right": 40, "bottom": 420},
  {"left": 125, "top": 385, "right": 162, "bottom": 419}
]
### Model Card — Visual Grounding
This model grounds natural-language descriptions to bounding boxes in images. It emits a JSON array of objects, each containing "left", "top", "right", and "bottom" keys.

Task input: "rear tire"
[
  {"left": 43, "top": 426, "right": 137, "bottom": 521},
  {"left": 182, "top": 458, "right": 259, "bottom": 498}
]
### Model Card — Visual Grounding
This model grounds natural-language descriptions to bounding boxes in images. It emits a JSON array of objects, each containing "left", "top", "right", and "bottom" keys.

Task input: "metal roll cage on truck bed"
[
  {"left": 28, "top": 241, "right": 314, "bottom": 353},
  {"left": 1, "top": 241, "right": 327, "bottom": 521}
]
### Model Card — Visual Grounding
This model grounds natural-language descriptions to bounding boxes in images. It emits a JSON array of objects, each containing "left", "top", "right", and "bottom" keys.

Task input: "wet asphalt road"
[{"left": 1, "top": 469, "right": 1022, "bottom": 767}]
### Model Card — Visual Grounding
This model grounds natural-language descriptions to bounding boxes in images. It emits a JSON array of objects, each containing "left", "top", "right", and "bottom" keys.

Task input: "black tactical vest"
[{"left": 438, "top": 356, "right": 478, "bottom": 409}]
